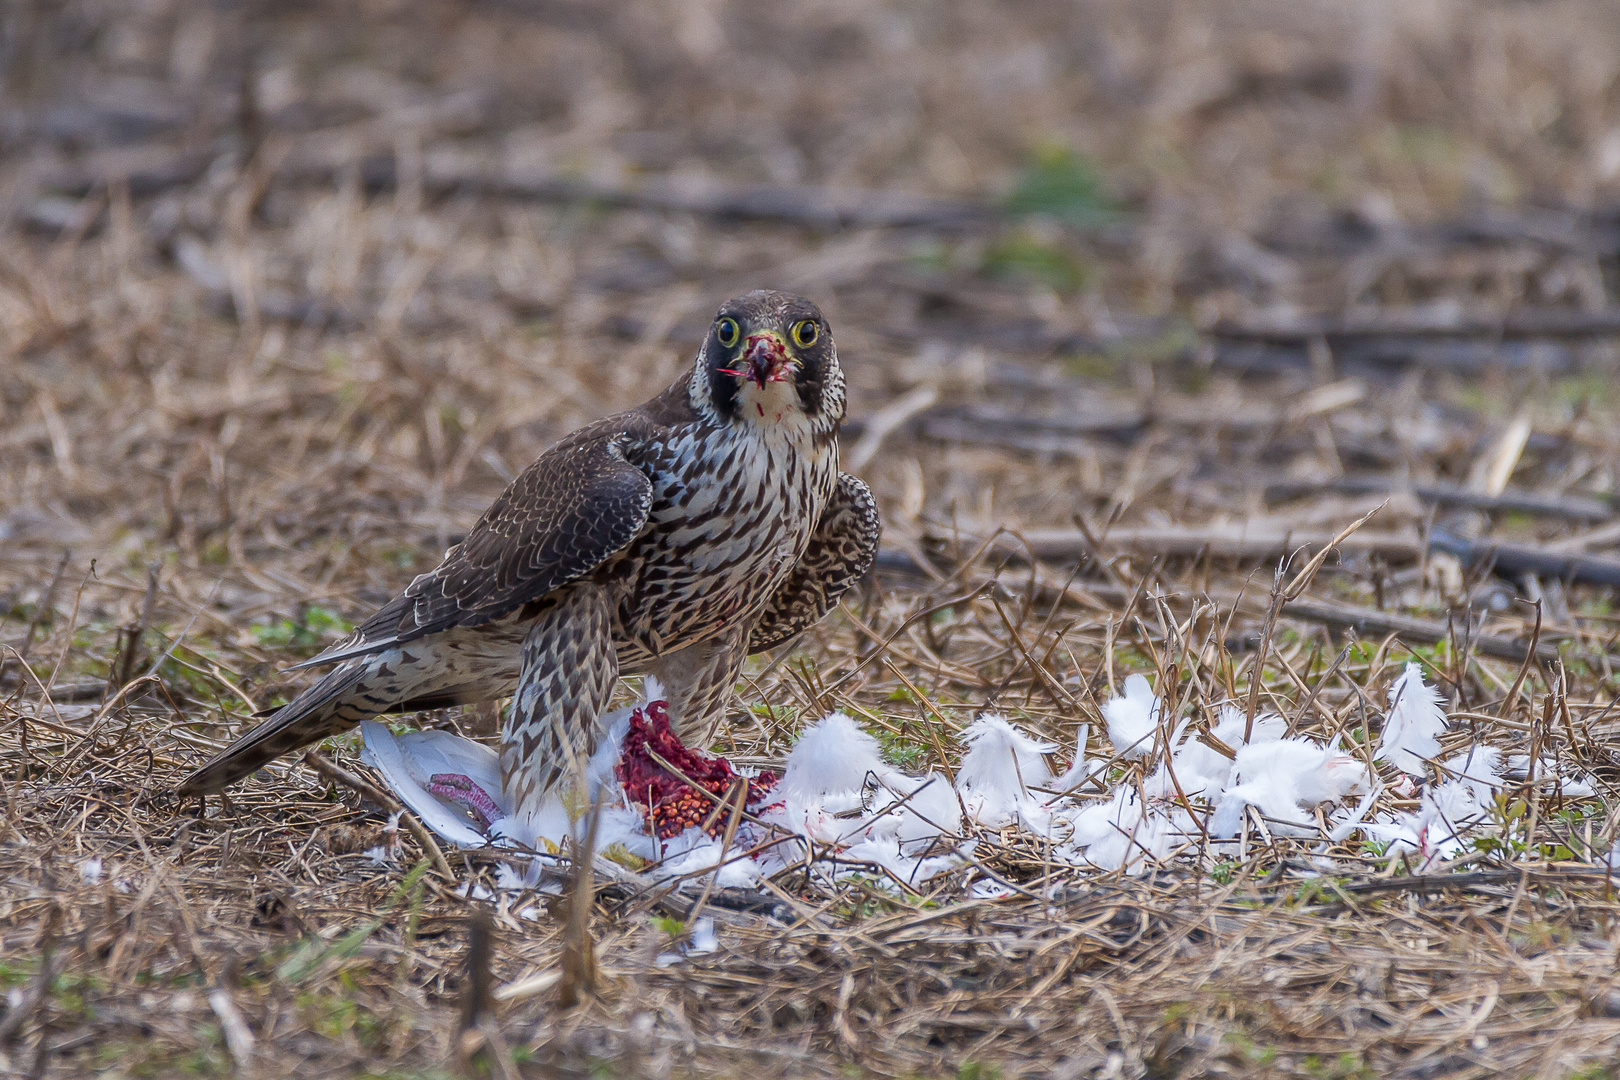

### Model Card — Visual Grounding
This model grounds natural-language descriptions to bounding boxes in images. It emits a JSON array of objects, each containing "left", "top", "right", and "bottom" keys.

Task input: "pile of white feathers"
[{"left": 360, "top": 665, "right": 1596, "bottom": 895}]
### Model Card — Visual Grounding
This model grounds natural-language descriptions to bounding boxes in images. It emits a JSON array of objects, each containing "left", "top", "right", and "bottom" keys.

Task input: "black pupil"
[
  {"left": 720, "top": 320, "right": 737, "bottom": 344},
  {"left": 799, "top": 322, "right": 815, "bottom": 343}
]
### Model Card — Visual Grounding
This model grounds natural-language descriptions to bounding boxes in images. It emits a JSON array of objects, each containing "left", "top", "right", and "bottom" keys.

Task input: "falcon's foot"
[{"left": 615, "top": 700, "right": 779, "bottom": 839}]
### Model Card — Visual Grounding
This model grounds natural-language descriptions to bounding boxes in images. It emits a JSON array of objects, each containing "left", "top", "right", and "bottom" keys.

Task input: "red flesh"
[{"left": 615, "top": 700, "right": 780, "bottom": 839}]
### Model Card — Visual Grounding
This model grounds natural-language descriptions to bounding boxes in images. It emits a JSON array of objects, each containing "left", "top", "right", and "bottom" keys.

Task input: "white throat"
[{"left": 736, "top": 378, "right": 811, "bottom": 430}]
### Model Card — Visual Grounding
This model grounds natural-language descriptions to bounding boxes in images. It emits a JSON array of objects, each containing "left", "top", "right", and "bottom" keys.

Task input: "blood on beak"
[{"left": 741, "top": 332, "right": 790, "bottom": 387}]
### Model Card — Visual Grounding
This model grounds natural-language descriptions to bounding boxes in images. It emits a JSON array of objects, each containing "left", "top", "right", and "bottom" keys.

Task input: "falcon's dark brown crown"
[{"left": 700, "top": 290, "right": 836, "bottom": 420}]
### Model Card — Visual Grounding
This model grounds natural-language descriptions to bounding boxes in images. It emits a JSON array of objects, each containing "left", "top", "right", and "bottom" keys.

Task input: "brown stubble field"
[{"left": 8, "top": 1, "right": 1620, "bottom": 1077}]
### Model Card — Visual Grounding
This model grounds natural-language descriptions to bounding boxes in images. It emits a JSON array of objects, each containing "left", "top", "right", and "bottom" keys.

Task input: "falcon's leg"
[
  {"left": 646, "top": 622, "right": 751, "bottom": 749},
  {"left": 501, "top": 583, "right": 620, "bottom": 818}
]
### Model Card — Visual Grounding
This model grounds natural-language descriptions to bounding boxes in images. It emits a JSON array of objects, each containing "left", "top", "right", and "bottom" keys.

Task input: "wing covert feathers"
[{"left": 294, "top": 426, "right": 653, "bottom": 669}]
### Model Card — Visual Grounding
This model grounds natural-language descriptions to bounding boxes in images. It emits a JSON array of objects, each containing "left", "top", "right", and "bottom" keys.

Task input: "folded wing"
[{"left": 291, "top": 428, "right": 654, "bottom": 670}]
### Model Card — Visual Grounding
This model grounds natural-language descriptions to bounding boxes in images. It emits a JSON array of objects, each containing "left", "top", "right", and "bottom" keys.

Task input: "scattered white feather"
[
  {"left": 1439, "top": 746, "right": 1503, "bottom": 803},
  {"left": 1102, "top": 674, "right": 1161, "bottom": 759},
  {"left": 760, "top": 793, "right": 846, "bottom": 847},
  {"left": 1049, "top": 725, "right": 1102, "bottom": 796},
  {"left": 1560, "top": 776, "right": 1597, "bottom": 797},
  {"left": 957, "top": 714, "right": 1056, "bottom": 791},
  {"left": 653, "top": 834, "right": 762, "bottom": 888},
  {"left": 362, "top": 810, "right": 404, "bottom": 866},
  {"left": 591, "top": 803, "right": 664, "bottom": 861},
  {"left": 362, "top": 845, "right": 396, "bottom": 866},
  {"left": 863, "top": 772, "right": 963, "bottom": 844},
  {"left": 1212, "top": 703, "right": 1286, "bottom": 748},
  {"left": 1062, "top": 788, "right": 1133, "bottom": 869},
  {"left": 779, "top": 712, "right": 891, "bottom": 799},
  {"left": 1354, "top": 745, "right": 1508, "bottom": 869},
  {"left": 653, "top": 917, "right": 721, "bottom": 967},
  {"left": 969, "top": 878, "right": 1016, "bottom": 900},
  {"left": 1376, "top": 663, "right": 1446, "bottom": 775},
  {"left": 955, "top": 714, "right": 1056, "bottom": 827},
  {"left": 351, "top": 672, "right": 1581, "bottom": 894},
  {"left": 1364, "top": 785, "right": 1483, "bottom": 871},
  {"left": 840, "top": 836, "right": 966, "bottom": 885},
  {"left": 78, "top": 857, "right": 103, "bottom": 884},
  {"left": 493, "top": 798, "right": 574, "bottom": 852},
  {"left": 1155, "top": 706, "right": 1284, "bottom": 800},
  {"left": 687, "top": 917, "right": 720, "bottom": 955},
  {"left": 494, "top": 863, "right": 529, "bottom": 891},
  {"left": 1062, "top": 787, "right": 1189, "bottom": 874},
  {"left": 1504, "top": 754, "right": 1597, "bottom": 797},
  {"left": 586, "top": 703, "right": 637, "bottom": 799},
  {"left": 1211, "top": 738, "right": 1369, "bottom": 838}
]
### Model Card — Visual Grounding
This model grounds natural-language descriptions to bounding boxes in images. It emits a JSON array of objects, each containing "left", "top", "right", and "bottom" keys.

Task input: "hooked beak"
[{"left": 740, "top": 331, "right": 793, "bottom": 388}]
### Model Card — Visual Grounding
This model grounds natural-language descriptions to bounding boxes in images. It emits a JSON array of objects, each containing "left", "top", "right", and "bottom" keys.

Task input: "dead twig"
[
  {"left": 1281, "top": 599, "right": 1564, "bottom": 665},
  {"left": 1263, "top": 476, "right": 1615, "bottom": 522},
  {"left": 556, "top": 798, "right": 601, "bottom": 1009}
]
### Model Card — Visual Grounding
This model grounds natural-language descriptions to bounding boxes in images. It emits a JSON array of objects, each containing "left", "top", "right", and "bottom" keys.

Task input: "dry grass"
[{"left": 9, "top": 1, "right": 1620, "bottom": 1077}]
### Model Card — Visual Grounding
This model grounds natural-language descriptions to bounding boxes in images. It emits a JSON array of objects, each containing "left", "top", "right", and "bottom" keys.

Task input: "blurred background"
[{"left": 7, "top": 0, "right": 1620, "bottom": 642}]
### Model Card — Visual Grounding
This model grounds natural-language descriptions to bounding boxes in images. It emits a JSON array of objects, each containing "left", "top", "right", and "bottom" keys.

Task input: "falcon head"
[{"left": 693, "top": 290, "right": 845, "bottom": 430}]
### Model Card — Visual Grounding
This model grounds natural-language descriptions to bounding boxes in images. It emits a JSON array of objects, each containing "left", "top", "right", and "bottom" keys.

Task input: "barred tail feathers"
[{"left": 175, "top": 660, "right": 378, "bottom": 795}]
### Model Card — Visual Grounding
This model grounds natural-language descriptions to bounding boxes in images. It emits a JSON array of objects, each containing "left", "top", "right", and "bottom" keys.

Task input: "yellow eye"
[
  {"left": 791, "top": 319, "right": 819, "bottom": 348},
  {"left": 716, "top": 317, "right": 740, "bottom": 348}
]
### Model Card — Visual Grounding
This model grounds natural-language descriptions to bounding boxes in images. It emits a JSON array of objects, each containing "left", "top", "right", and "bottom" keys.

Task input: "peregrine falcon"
[{"left": 177, "top": 291, "right": 880, "bottom": 823}]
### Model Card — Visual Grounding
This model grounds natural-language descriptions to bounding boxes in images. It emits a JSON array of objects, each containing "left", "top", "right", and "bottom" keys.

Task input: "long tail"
[{"left": 175, "top": 661, "right": 377, "bottom": 796}]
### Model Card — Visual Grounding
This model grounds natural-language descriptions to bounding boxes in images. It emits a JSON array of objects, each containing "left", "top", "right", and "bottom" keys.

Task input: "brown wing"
[
  {"left": 290, "top": 421, "right": 654, "bottom": 669},
  {"left": 748, "top": 472, "right": 881, "bottom": 654}
]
